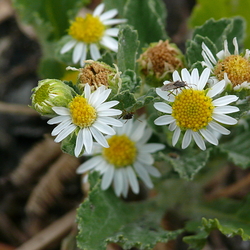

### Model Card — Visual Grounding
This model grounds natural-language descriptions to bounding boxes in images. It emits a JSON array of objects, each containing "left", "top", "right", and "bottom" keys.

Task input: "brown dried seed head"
[
  {"left": 78, "top": 61, "right": 113, "bottom": 91},
  {"left": 138, "top": 40, "right": 184, "bottom": 78}
]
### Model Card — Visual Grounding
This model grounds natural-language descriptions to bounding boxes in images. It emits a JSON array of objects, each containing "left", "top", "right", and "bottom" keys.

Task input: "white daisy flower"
[
  {"left": 154, "top": 68, "right": 239, "bottom": 150},
  {"left": 60, "top": 3, "right": 126, "bottom": 66},
  {"left": 76, "top": 118, "right": 165, "bottom": 197},
  {"left": 47, "top": 84, "right": 123, "bottom": 156},
  {"left": 201, "top": 37, "right": 250, "bottom": 90}
]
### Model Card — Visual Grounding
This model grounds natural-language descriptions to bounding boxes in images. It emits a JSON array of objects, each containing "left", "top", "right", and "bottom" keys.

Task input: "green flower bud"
[
  {"left": 137, "top": 40, "right": 185, "bottom": 87},
  {"left": 31, "top": 79, "right": 75, "bottom": 116}
]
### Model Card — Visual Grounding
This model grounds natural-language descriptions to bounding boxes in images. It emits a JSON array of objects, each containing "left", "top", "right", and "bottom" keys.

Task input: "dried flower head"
[{"left": 138, "top": 40, "right": 184, "bottom": 86}]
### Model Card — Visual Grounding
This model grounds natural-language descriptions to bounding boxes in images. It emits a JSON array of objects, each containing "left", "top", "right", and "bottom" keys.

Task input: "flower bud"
[
  {"left": 31, "top": 79, "right": 75, "bottom": 116},
  {"left": 137, "top": 40, "right": 184, "bottom": 87}
]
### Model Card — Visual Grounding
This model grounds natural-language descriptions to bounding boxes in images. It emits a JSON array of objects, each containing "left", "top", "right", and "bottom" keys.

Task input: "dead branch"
[
  {"left": 10, "top": 135, "right": 61, "bottom": 187},
  {"left": 15, "top": 209, "right": 76, "bottom": 250},
  {"left": 0, "top": 101, "right": 39, "bottom": 116},
  {"left": 25, "top": 153, "right": 80, "bottom": 216}
]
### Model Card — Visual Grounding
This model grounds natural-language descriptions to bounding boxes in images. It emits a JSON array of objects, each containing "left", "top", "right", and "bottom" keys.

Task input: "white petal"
[
  {"left": 98, "top": 109, "right": 122, "bottom": 116},
  {"left": 90, "top": 88, "right": 111, "bottom": 107},
  {"left": 80, "top": 44, "right": 87, "bottom": 67},
  {"left": 96, "top": 100, "right": 119, "bottom": 111},
  {"left": 90, "top": 43, "right": 101, "bottom": 61},
  {"left": 134, "top": 162, "right": 153, "bottom": 189},
  {"left": 130, "top": 120, "right": 147, "bottom": 141},
  {"left": 181, "top": 68, "right": 191, "bottom": 83},
  {"left": 137, "top": 128, "right": 152, "bottom": 145},
  {"left": 154, "top": 102, "right": 172, "bottom": 113},
  {"left": 48, "top": 115, "right": 71, "bottom": 125},
  {"left": 73, "top": 42, "right": 84, "bottom": 64},
  {"left": 223, "top": 40, "right": 231, "bottom": 57},
  {"left": 154, "top": 115, "right": 175, "bottom": 125},
  {"left": 121, "top": 168, "right": 129, "bottom": 197},
  {"left": 74, "top": 129, "right": 84, "bottom": 157},
  {"left": 84, "top": 84, "right": 91, "bottom": 99},
  {"left": 93, "top": 121, "right": 115, "bottom": 135},
  {"left": 190, "top": 68, "right": 199, "bottom": 88},
  {"left": 76, "top": 156, "right": 103, "bottom": 174},
  {"left": 172, "top": 126, "right": 181, "bottom": 146},
  {"left": 100, "top": 9, "right": 118, "bottom": 21},
  {"left": 52, "top": 107, "right": 70, "bottom": 115},
  {"left": 54, "top": 124, "right": 76, "bottom": 142},
  {"left": 93, "top": 3, "right": 105, "bottom": 16},
  {"left": 101, "top": 165, "right": 115, "bottom": 190},
  {"left": 233, "top": 37, "right": 239, "bottom": 55},
  {"left": 114, "top": 169, "right": 123, "bottom": 196},
  {"left": 105, "top": 28, "right": 119, "bottom": 37},
  {"left": 200, "top": 128, "right": 218, "bottom": 145},
  {"left": 97, "top": 116, "right": 123, "bottom": 127},
  {"left": 208, "top": 121, "right": 230, "bottom": 135},
  {"left": 191, "top": 131, "right": 206, "bottom": 150},
  {"left": 137, "top": 153, "right": 154, "bottom": 165},
  {"left": 140, "top": 143, "right": 165, "bottom": 153},
  {"left": 60, "top": 40, "right": 77, "bottom": 54},
  {"left": 213, "top": 106, "right": 239, "bottom": 114},
  {"left": 126, "top": 166, "right": 139, "bottom": 194},
  {"left": 197, "top": 68, "right": 210, "bottom": 90},
  {"left": 201, "top": 51, "right": 214, "bottom": 69},
  {"left": 206, "top": 80, "right": 225, "bottom": 98},
  {"left": 172, "top": 70, "right": 181, "bottom": 81},
  {"left": 169, "top": 121, "right": 177, "bottom": 131},
  {"left": 156, "top": 88, "right": 175, "bottom": 102},
  {"left": 212, "top": 113, "right": 238, "bottom": 125},
  {"left": 201, "top": 42, "right": 217, "bottom": 65},
  {"left": 212, "top": 95, "right": 238, "bottom": 106},
  {"left": 182, "top": 130, "right": 192, "bottom": 149},
  {"left": 82, "top": 128, "right": 93, "bottom": 154},
  {"left": 144, "top": 165, "right": 161, "bottom": 177},
  {"left": 102, "top": 19, "right": 127, "bottom": 25},
  {"left": 100, "top": 36, "right": 118, "bottom": 52},
  {"left": 89, "top": 126, "right": 109, "bottom": 147},
  {"left": 51, "top": 119, "right": 72, "bottom": 136}
]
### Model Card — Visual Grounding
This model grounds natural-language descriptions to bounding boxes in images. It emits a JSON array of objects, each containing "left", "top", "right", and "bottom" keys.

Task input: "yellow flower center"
[
  {"left": 69, "top": 15, "right": 105, "bottom": 44},
  {"left": 214, "top": 55, "right": 250, "bottom": 86},
  {"left": 69, "top": 96, "right": 97, "bottom": 127},
  {"left": 102, "top": 135, "right": 137, "bottom": 168},
  {"left": 172, "top": 89, "right": 214, "bottom": 131}
]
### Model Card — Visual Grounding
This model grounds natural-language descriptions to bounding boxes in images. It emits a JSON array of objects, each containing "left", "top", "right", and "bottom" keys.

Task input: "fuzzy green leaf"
[
  {"left": 186, "top": 17, "right": 245, "bottom": 69},
  {"left": 219, "top": 131, "right": 250, "bottom": 169},
  {"left": 12, "top": 0, "right": 87, "bottom": 40},
  {"left": 117, "top": 25, "right": 140, "bottom": 72},
  {"left": 77, "top": 172, "right": 183, "bottom": 250},
  {"left": 123, "top": 0, "right": 167, "bottom": 49},
  {"left": 183, "top": 197, "right": 250, "bottom": 249},
  {"left": 160, "top": 149, "right": 211, "bottom": 180},
  {"left": 189, "top": 0, "right": 250, "bottom": 48}
]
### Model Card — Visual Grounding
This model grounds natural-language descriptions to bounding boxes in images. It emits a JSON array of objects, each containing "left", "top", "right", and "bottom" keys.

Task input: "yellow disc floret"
[
  {"left": 214, "top": 55, "right": 250, "bottom": 86},
  {"left": 172, "top": 89, "right": 214, "bottom": 131},
  {"left": 69, "top": 15, "right": 105, "bottom": 44},
  {"left": 69, "top": 96, "right": 97, "bottom": 127},
  {"left": 102, "top": 135, "right": 137, "bottom": 168}
]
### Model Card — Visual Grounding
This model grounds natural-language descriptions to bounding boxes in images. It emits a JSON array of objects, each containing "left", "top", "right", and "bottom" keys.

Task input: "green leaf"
[
  {"left": 111, "top": 90, "right": 137, "bottom": 111},
  {"left": 60, "top": 131, "right": 77, "bottom": 156},
  {"left": 123, "top": 0, "right": 168, "bottom": 49},
  {"left": 160, "top": 149, "right": 211, "bottom": 180},
  {"left": 131, "top": 88, "right": 159, "bottom": 111},
  {"left": 77, "top": 172, "right": 183, "bottom": 250},
  {"left": 12, "top": 0, "right": 87, "bottom": 40},
  {"left": 219, "top": 131, "right": 250, "bottom": 169},
  {"left": 189, "top": 0, "right": 250, "bottom": 48},
  {"left": 185, "top": 17, "right": 245, "bottom": 69},
  {"left": 117, "top": 25, "right": 139, "bottom": 72}
]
